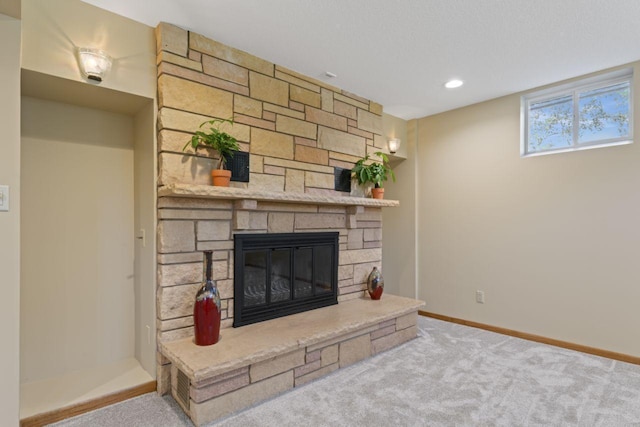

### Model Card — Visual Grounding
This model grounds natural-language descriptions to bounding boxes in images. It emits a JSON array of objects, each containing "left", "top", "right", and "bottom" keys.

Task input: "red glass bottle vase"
[
  {"left": 193, "top": 250, "right": 222, "bottom": 346},
  {"left": 367, "top": 266, "right": 384, "bottom": 300}
]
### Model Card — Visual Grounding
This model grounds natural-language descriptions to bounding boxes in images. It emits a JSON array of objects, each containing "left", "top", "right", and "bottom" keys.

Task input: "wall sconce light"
[
  {"left": 77, "top": 48, "right": 112, "bottom": 83},
  {"left": 388, "top": 138, "right": 401, "bottom": 154}
]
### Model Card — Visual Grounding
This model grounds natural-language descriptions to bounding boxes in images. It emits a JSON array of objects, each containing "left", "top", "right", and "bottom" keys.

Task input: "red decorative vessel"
[
  {"left": 367, "top": 266, "right": 384, "bottom": 300},
  {"left": 194, "top": 250, "right": 222, "bottom": 345}
]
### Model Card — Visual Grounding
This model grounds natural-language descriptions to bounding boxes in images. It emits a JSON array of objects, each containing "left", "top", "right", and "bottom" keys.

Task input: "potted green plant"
[
  {"left": 183, "top": 118, "right": 241, "bottom": 187},
  {"left": 351, "top": 151, "right": 396, "bottom": 199}
]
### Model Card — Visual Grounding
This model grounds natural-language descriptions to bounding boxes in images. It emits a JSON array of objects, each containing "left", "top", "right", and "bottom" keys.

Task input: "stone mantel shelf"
[{"left": 158, "top": 184, "right": 400, "bottom": 208}]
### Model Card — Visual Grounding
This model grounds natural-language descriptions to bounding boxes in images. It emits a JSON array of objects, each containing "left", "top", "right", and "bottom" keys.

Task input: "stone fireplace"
[{"left": 154, "top": 22, "right": 423, "bottom": 426}]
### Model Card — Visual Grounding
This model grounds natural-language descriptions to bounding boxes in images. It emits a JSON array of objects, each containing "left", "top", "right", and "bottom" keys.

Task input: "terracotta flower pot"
[
  {"left": 211, "top": 169, "right": 232, "bottom": 187},
  {"left": 371, "top": 187, "right": 384, "bottom": 199}
]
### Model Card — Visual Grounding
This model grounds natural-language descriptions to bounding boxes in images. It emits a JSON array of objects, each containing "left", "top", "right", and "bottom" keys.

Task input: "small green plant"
[
  {"left": 351, "top": 151, "right": 396, "bottom": 188},
  {"left": 183, "top": 118, "right": 240, "bottom": 169}
]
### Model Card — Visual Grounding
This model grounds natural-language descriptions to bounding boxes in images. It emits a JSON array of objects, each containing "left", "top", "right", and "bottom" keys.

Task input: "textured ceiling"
[{"left": 81, "top": 0, "right": 640, "bottom": 119}]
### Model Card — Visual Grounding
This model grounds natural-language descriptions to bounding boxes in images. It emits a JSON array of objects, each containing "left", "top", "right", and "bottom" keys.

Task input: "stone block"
[
  {"left": 363, "top": 241, "right": 381, "bottom": 249},
  {"left": 263, "top": 157, "right": 333, "bottom": 174},
  {"left": 396, "top": 312, "right": 418, "bottom": 331},
  {"left": 353, "top": 263, "right": 380, "bottom": 285},
  {"left": 158, "top": 316, "right": 193, "bottom": 332},
  {"left": 250, "top": 349, "right": 305, "bottom": 382},
  {"left": 340, "top": 248, "right": 382, "bottom": 265},
  {"left": 334, "top": 92, "right": 368, "bottom": 110},
  {"left": 158, "top": 129, "right": 192, "bottom": 153},
  {"left": 357, "top": 108, "right": 383, "bottom": 135},
  {"left": 304, "top": 171, "right": 334, "bottom": 189},
  {"left": 250, "top": 154, "right": 264, "bottom": 173},
  {"left": 275, "top": 65, "right": 339, "bottom": 92},
  {"left": 251, "top": 128, "right": 294, "bottom": 160},
  {"left": 276, "top": 115, "right": 317, "bottom": 139},
  {"left": 290, "top": 85, "right": 321, "bottom": 108},
  {"left": 347, "top": 206, "right": 365, "bottom": 215},
  {"left": 158, "top": 209, "right": 232, "bottom": 221},
  {"left": 248, "top": 173, "right": 285, "bottom": 192},
  {"left": 346, "top": 215, "right": 357, "bottom": 229},
  {"left": 321, "top": 344, "right": 339, "bottom": 367},
  {"left": 371, "top": 325, "right": 418, "bottom": 355},
  {"left": 158, "top": 220, "right": 195, "bottom": 253},
  {"left": 157, "top": 51, "right": 202, "bottom": 72},
  {"left": 192, "top": 367, "right": 249, "bottom": 389},
  {"left": 235, "top": 114, "right": 276, "bottom": 131},
  {"left": 370, "top": 325, "right": 396, "bottom": 340},
  {"left": 190, "top": 32, "right": 274, "bottom": 76},
  {"left": 158, "top": 108, "right": 208, "bottom": 133},
  {"left": 293, "top": 359, "right": 321, "bottom": 378},
  {"left": 196, "top": 241, "right": 234, "bottom": 251},
  {"left": 347, "top": 229, "right": 364, "bottom": 250},
  {"left": 263, "top": 103, "right": 305, "bottom": 120},
  {"left": 156, "top": 22, "right": 187, "bottom": 56},
  {"left": 267, "top": 212, "right": 295, "bottom": 233},
  {"left": 333, "top": 100, "right": 357, "bottom": 119},
  {"left": 294, "top": 213, "right": 346, "bottom": 229},
  {"left": 157, "top": 363, "right": 171, "bottom": 395},
  {"left": 189, "top": 50, "right": 202, "bottom": 62},
  {"left": 263, "top": 111, "right": 276, "bottom": 121},
  {"left": 306, "top": 107, "right": 347, "bottom": 131},
  {"left": 264, "top": 165, "right": 286, "bottom": 176},
  {"left": 306, "top": 349, "right": 321, "bottom": 363},
  {"left": 295, "top": 145, "right": 328, "bottom": 165},
  {"left": 369, "top": 101, "right": 383, "bottom": 115},
  {"left": 158, "top": 198, "right": 233, "bottom": 210},
  {"left": 158, "top": 262, "right": 201, "bottom": 287},
  {"left": 158, "top": 74, "right": 233, "bottom": 119},
  {"left": 329, "top": 151, "right": 363, "bottom": 164},
  {"left": 274, "top": 69, "right": 321, "bottom": 93},
  {"left": 294, "top": 363, "right": 339, "bottom": 387},
  {"left": 339, "top": 284, "right": 365, "bottom": 295},
  {"left": 190, "top": 372, "right": 250, "bottom": 403},
  {"left": 318, "top": 126, "right": 366, "bottom": 158},
  {"left": 158, "top": 62, "right": 249, "bottom": 97},
  {"left": 321, "top": 88, "right": 334, "bottom": 112},
  {"left": 289, "top": 100, "right": 305, "bottom": 111},
  {"left": 158, "top": 252, "right": 203, "bottom": 265},
  {"left": 250, "top": 71, "right": 289, "bottom": 107},
  {"left": 363, "top": 228, "right": 382, "bottom": 242},
  {"left": 157, "top": 153, "right": 212, "bottom": 186},
  {"left": 295, "top": 136, "right": 317, "bottom": 147},
  {"left": 338, "top": 265, "right": 354, "bottom": 280},
  {"left": 339, "top": 334, "right": 371, "bottom": 368},
  {"left": 256, "top": 202, "right": 318, "bottom": 213},
  {"left": 191, "top": 371, "right": 293, "bottom": 426},
  {"left": 234, "top": 200, "right": 258, "bottom": 210},
  {"left": 158, "top": 283, "right": 200, "bottom": 319},
  {"left": 202, "top": 54, "right": 248, "bottom": 85},
  {"left": 348, "top": 126, "right": 374, "bottom": 139},
  {"left": 342, "top": 90, "right": 369, "bottom": 104},
  {"left": 234, "top": 94, "right": 263, "bottom": 118},
  {"left": 285, "top": 169, "right": 305, "bottom": 193}
]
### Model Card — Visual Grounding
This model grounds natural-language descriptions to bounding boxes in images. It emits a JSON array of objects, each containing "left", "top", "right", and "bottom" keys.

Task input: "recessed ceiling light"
[{"left": 444, "top": 79, "right": 464, "bottom": 89}]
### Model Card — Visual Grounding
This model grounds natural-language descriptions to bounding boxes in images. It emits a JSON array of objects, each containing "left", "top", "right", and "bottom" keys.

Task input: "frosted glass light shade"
[
  {"left": 388, "top": 138, "right": 401, "bottom": 154},
  {"left": 77, "top": 48, "right": 112, "bottom": 83}
]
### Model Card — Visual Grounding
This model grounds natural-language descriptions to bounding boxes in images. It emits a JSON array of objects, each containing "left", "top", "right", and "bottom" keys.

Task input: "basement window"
[{"left": 521, "top": 69, "right": 633, "bottom": 156}]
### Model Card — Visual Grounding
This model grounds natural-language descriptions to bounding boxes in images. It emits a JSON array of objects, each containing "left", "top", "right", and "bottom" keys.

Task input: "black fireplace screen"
[{"left": 233, "top": 232, "right": 339, "bottom": 327}]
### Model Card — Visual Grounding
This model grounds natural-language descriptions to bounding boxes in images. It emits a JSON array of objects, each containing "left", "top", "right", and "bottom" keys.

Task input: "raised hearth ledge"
[
  {"left": 160, "top": 294, "right": 423, "bottom": 384},
  {"left": 158, "top": 183, "right": 400, "bottom": 207}
]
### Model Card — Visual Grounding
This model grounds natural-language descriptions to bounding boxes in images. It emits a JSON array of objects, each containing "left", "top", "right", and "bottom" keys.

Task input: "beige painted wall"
[
  {"left": 381, "top": 113, "right": 417, "bottom": 298},
  {"left": 0, "top": 13, "right": 22, "bottom": 427},
  {"left": 20, "top": 97, "right": 136, "bottom": 382},
  {"left": 21, "top": 0, "right": 156, "bottom": 99},
  {"left": 416, "top": 62, "right": 640, "bottom": 357}
]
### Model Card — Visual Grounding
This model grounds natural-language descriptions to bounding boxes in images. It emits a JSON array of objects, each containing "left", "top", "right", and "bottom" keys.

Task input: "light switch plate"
[{"left": 0, "top": 185, "right": 8, "bottom": 212}]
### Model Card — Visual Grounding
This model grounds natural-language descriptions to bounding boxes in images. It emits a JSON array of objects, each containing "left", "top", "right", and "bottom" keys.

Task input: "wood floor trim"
[
  {"left": 419, "top": 310, "right": 640, "bottom": 365},
  {"left": 20, "top": 380, "right": 157, "bottom": 427}
]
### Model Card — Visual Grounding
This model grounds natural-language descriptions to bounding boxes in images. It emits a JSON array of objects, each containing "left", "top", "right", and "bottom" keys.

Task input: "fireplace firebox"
[{"left": 233, "top": 232, "right": 339, "bottom": 327}]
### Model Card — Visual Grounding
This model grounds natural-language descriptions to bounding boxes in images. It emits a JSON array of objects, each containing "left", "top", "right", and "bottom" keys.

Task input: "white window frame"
[{"left": 521, "top": 68, "right": 634, "bottom": 157}]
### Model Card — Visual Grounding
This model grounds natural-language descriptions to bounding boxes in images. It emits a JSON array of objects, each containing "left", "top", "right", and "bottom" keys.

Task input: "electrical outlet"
[
  {"left": 0, "top": 185, "right": 8, "bottom": 212},
  {"left": 476, "top": 290, "right": 485, "bottom": 304}
]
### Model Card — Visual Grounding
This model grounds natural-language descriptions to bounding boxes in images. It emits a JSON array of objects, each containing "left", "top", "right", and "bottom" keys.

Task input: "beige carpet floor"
[{"left": 50, "top": 316, "right": 640, "bottom": 426}]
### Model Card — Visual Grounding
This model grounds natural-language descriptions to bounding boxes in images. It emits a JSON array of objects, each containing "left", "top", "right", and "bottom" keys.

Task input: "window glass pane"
[
  {"left": 314, "top": 245, "right": 333, "bottom": 294},
  {"left": 578, "top": 82, "right": 630, "bottom": 144},
  {"left": 270, "top": 249, "right": 291, "bottom": 302},
  {"left": 294, "top": 247, "right": 313, "bottom": 299},
  {"left": 528, "top": 94, "right": 573, "bottom": 153},
  {"left": 244, "top": 250, "right": 266, "bottom": 307}
]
